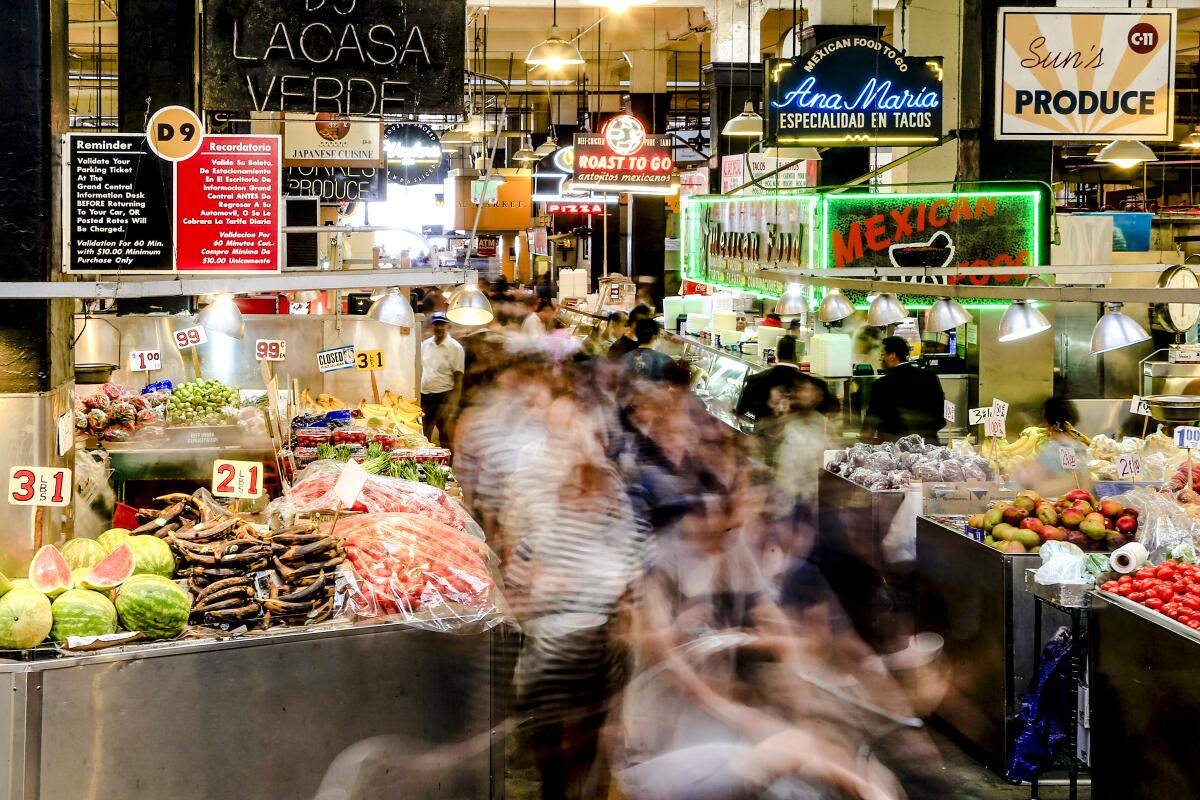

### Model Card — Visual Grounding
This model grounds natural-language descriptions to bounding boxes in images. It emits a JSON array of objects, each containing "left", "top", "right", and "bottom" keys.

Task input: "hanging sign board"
[
  {"left": 383, "top": 122, "right": 445, "bottom": 185},
  {"left": 765, "top": 37, "right": 943, "bottom": 146},
  {"left": 532, "top": 146, "right": 617, "bottom": 204},
  {"left": 283, "top": 114, "right": 382, "bottom": 167},
  {"left": 175, "top": 135, "right": 282, "bottom": 272},
  {"left": 147, "top": 106, "right": 205, "bottom": 162},
  {"left": 572, "top": 115, "right": 675, "bottom": 194},
  {"left": 720, "top": 154, "right": 810, "bottom": 196},
  {"left": 64, "top": 134, "right": 175, "bottom": 273},
  {"left": 995, "top": 8, "right": 1176, "bottom": 141},
  {"left": 284, "top": 166, "right": 387, "bottom": 202},
  {"left": 821, "top": 190, "right": 1044, "bottom": 285},
  {"left": 201, "top": 0, "right": 466, "bottom": 116}
]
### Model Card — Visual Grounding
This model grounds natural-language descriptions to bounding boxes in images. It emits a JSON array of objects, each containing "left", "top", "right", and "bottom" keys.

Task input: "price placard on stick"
[
  {"left": 1175, "top": 426, "right": 1200, "bottom": 450},
  {"left": 128, "top": 350, "right": 161, "bottom": 372},
  {"left": 969, "top": 407, "right": 993, "bottom": 426},
  {"left": 1059, "top": 447, "right": 1078, "bottom": 471},
  {"left": 8, "top": 467, "right": 71, "bottom": 507},
  {"left": 355, "top": 350, "right": 385, "bottom": 371},
  {"left": 944, "top": 401, "right": 956, "bottom": 424},
  {"left": 255, "top": 339, "right": 287, "bottom": 361},
  {"left": 211, "top": 460, "right": 265, "bottom": 499},
  {"left": 985, "top": 416, "right": 1006, "bottom": 439},
  {"left": 1117, "top": 455, "right": 1142, "bottom": 480},
  {"left": 173, "top": 326, "right": 208, "bottom": 350},
  {"left": 1130, "top": 396, "right": 1153, "bottom": 417}
]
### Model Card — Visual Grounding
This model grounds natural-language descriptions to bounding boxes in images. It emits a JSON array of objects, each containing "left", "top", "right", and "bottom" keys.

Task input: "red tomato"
[
  {"left": 1157, "top": 567, "right": 1178, "bottom": 581},
  {"left": 1179, "top": 612, "right": 1193, "bottom": 625},
  {"left": 1129, "top": 592, "right": 1147, "bottom": 602},
  {"left": 1137, "top": 567, "right": 1157, "bottom": 579},
  {"left": 1144, "top": 598, "right": 1165, "bottom": 610},
  {"left": 1134, "top": 580, "right": 1152, "bottom": 592},
  {"left": 1188, "top": 620, "right": 1200, "bottom": 630},
  {"left": 1182, "top": 596, "right": 1200, "bottom": 612},
  {"left": 1119, "top": 575, "right": 1134, "bottom": 584},
  {"left": 1115, "top": 583, "right": 1133, "bottom": 596},
  {"left": 1156, "top": 586, "right": 1175, "bottom": 602},
  {"left": 1101, "top": 581, "right": 1118, "bottom": 591},
  {"left": 1165, "top": 603, "right": 1182, "bottom": 618}
]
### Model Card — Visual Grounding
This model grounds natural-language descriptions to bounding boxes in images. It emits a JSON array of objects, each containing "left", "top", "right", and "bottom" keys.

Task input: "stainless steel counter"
[{"left": 0, "top": 621, "right": 505, "bottom": 800}]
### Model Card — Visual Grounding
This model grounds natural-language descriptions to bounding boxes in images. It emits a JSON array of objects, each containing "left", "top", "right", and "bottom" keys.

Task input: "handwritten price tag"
[
  {"left": 316, "top": 346, "right": 355, "bottom": 374},
  {"left": 1059, "top": 447, "right": 1078, "bottom": 471},
  {"left": 1130, "top": 396, "right": 1153, "bottom": 417},
  {"left": 355, "top": 350, "right": 385, "bottom": 371},
  {"left": 7, "top": 467, "right": 71, "bottom": 507},
  {"left": 991, "top": 399, "right": 1010, "bottom": 421},
  {"left": 173, "top": 326, "right": 208, "bottom": 350},
  {"left": 969, "top": 407, "right": 993, "bottom": 426},
  {"left": 985, "top": 416, "right": 1006, "bottom": 439},
  {"left": 211, "top": 460, "right": 264, "bottom": 499},
  {"left": 944, "top": 400, "right": 956, "bottom": 424},
  {"left": 255, "top": 339, "right": 287, "bottom": 362},
  {"left": 128, "top": 350, "right": 161, "bottom": 372},
  {"left": 1175, "top": 426, "right": 1200, "bottom": 449},
  {"left": 1117, "top": 454, "right": 1142, "bottom": 480}
]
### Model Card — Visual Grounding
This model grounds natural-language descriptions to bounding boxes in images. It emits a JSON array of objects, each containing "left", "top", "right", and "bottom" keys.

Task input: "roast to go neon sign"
[{"left": 772, "top": 76, "right": 941, "bottom": 114}]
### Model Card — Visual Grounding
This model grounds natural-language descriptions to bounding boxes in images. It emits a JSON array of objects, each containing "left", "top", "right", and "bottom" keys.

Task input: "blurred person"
[
  {"left": 622, "top": 319, "right": 676, "bottom": 381},
  {"left": 861, "top": 336, "right": 945, "bottom": 445},
  {"left": 1015, "top": 396, "right": 1092, "bottom": 497},
  {"left": 419, "top": 312, "right": 463, "bottom": 445},
  {"left": 420, "top": 286, "right": 446, "bottom": 315},
  {"left": 536, "top": 271, "right": 558, "bottom": 301},
  {"left": 604, "top": 311, "right": 629, "bottom": 347},
  {"left": 760, "top": 313, "right": 784, "bottom": 329},
  {"left": 851, "top": 323, "right": 883, "bottom": 367},
  {"left": 522, "top": 298, "right": 557, "bottom": 336},
  {"left": 738, "top": 336, "right": 837, "bottom": 432},
  {"left": 609, "top": 304, "right": 651, "bottom": 360}
]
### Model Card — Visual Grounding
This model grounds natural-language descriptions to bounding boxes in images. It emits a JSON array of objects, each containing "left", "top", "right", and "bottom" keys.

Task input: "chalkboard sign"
[
  {"left": 284, "top": 166, "right": 387, "bottom": 202},
  {"left": 202, "top": 0, "right": 466, "bottom": 116},
  {"left": 65, "top": 134, "right": 174, "bottom": 273}
]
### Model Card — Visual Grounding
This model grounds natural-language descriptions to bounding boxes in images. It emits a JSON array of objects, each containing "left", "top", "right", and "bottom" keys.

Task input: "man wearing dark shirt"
[
  {"left": 862, "top": 335, "right": 946, "bottom": 444},
  {"left": 621, "top": 319, "right": 674, "bottom": 380},
  {"left": 607, "top": 304, "right": 651, "bottom": 360}
]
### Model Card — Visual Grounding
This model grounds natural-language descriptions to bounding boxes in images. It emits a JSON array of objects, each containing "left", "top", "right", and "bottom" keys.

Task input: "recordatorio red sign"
[
  {"left": 572, "top": 114, "right": 674, "bottom": 193},
  {"left": 175, "top": 135, "right": 281, "bottom": 272}
]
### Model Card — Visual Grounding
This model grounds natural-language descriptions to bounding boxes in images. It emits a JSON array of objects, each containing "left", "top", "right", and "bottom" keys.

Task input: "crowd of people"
[{"left": 417, "top": 282, "right": 958, "bottom": 800}]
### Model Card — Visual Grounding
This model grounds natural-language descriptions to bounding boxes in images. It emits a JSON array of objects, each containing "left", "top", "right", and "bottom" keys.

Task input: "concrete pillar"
[
  {"left": 807, "top": 0, "right": 875, "bottom": 25},
  {"left": 118, "top": 0, "right": 196, "bottom": 132},
  {"left": 704, "top": 0, "right": 767, "bottom": 63},
  {"left": 625, "top": 50, "right": 671, "bottom": 94},
  {"left": 888, "top": 0, "right": 963, "bottom": 187},
  {"left": 703, "top": 0, "right": 768, "bottom": 176}
]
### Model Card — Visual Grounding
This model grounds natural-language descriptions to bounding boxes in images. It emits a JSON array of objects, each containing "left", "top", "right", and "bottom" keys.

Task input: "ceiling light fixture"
[
  {"left": 512, "top": 136, "right": 538, "bottom": 162},
  {"left": 867, "top": 293, "right": 908, "bottom": 327},
  {"left": 721, "top": 0, "right": 762, "bottom": 139},
  {"left": 774, "top": 282, "right": 807, "bottom": 316},
  {"left": 997, "top": 300, "right": 1051, "bottom": 342},
  {"left": 447, "top": 275, "right": 494, "bottom": 326},
  {"left": 526, "top": 0, "right": 585, "bottom": 70},
  {"left": 925, "top": 297, "right": 971, "bottom": 332},
  {"left": 1090, "top": 302, "right": 1151, "bottom": 355},
  {"left": 817, "top": 288, "right": 854, "bottom": 323},
  {"left": 1094, "top": 139, "right": 1157, "bottom": 169},
  {"left": 195, "top": 293, "right": 244, "bottom": 340},
  {"left": 534, "top": 136, "right": 559, "bottom": 157},
  {"left": 366, "top": 289, "right": 417, "bottom": 329}
]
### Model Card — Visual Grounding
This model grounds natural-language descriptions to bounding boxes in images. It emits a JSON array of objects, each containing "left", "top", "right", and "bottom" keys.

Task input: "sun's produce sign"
[
  {"left": 822, "top": 190, "right": 1043, "bottom": 286},
  {"left": 202, "top": 0, "right": 466, "bottom": 116},
  {"left": 765, "top": 37, "right": 943, "bottom": 146},
  {"left": 572, "top": 115, "right": 674, "bottom": 193},
  {"left": 996, "top": 8, "right": 1176, "bottom": 141}
]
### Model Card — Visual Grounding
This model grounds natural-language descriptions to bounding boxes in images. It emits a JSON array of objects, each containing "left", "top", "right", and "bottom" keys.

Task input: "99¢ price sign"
[
  {"left": 211, "top": 460, "right": 264, "bottom": 499},
  {"left": 255, "top": 340, "right": 287, "bottom": 361},
  {"left": 173, "top": 326, "right": 208, "bottom": 350},
  {"left": 8, "top": 467, "right": 71, "bottom": 507},
  {"left": 128, "top": 350, "right": 162, "bottom": 372}
]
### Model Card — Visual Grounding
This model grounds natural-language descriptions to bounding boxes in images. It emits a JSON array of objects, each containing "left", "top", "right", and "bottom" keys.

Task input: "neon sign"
[
  {"left": 573, "top": 113, "right": 676, "bottom": 195},
  {"left": 766, "top": 37, "right": 943, "bottom": 146},
  {"left": 547, "top": 202, "right": 605, "bottom": 215}
]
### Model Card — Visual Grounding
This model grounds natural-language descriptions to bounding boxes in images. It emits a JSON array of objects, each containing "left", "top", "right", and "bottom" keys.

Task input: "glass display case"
[{"left": 657, "top": 331, "right": 761, "bottom": 432}]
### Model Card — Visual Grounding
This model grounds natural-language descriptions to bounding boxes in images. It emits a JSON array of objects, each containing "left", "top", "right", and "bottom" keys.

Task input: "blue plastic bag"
[{"left": 1006, "top": 627, "right": 1075, "bottom": 782}]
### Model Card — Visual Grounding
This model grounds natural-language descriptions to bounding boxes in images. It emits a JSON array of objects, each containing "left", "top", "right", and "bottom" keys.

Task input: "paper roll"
[{"left": 1110, "top": 542, "right": 1149, "bottom": 574}]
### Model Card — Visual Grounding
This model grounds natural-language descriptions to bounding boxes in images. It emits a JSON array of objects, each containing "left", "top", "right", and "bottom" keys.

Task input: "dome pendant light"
[
  {"left": 447, "top": 275, "right": 495, "bottom": 326},
  {"left": 196, "top": 293, "right": 244, "bottom": 340},
  {"left": 867, "top": 293, "right": 908, "bottom": 327},
  {"left": 817, "top": 288, "right": 854, "bottom": 324},
  {"left": 1094, "top": 139, "right": 1157, "bottom": 169},
  {"left": 1090, "top": 303, "right": 1151, "bottom": 355},
  {"left": 774, "top": 283, "right": 807, "bottom": 316},
  {"left": 998, "top": 300, "right": 1051, "bottom": 342},
  {"left": 925, "top": 297, "right": 971, "bottom": 333},
  {"left": 721, "top": 0, "right": 762, "bottom": 139},
  {"left": 367, "top": 289, "right": 417, "bottom": 330},
  {"left": 526, "top": 0, "right": 585, "bottom": 70}
]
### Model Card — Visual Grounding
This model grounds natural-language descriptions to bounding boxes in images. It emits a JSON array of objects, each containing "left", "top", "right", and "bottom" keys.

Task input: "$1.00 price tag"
[
  {"left": 943, "top": 401, "right": 956, "bottom": 424},
  {"left": 985, "top": 416, "right": 1006, "bottom": 439},
  {"left": 173, "top": 326, "right": 208, "bottom": 350},
  {"left": 1130, "top": 396, "right": 1153, "bottom": 417},
  {"left": 211, "top": 460, "right": 265, "bottom": 499},
  {"left": 1117, "top": 454, "right": 1142, "bottom": 480},
  {"left": 128, "top": 350, "right": 161, "bottom": 372},
  {"left": 1175, "top": 426, "right": 1200, "bottom": 450},
  {"left": 255, "top": 340, "right": 287, "bottom": 361},
  {"left": 355, "top": 350, "right": 385, "bottom": 371},
  {"left": 1059, "top": 447, "right": 1078, "bottom": 471},
  {"left": 8, "top": 467, "right": 71, "bottom": 507}
]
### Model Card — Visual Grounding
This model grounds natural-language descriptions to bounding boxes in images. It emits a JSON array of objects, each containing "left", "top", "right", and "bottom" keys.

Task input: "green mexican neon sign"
[{"left": 680, "top": 188, "right": 1046, "bottom": 309}]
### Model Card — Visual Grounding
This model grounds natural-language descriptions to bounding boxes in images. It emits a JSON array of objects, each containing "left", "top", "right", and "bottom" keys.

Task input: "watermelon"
[
  {"left": 81, "top": 543, "right": 135, "bottom": 591},
  {"left": 0, "top": 588, "right": 52, "bottom": 649},
  {"left": 50, "top": 589, "right": 117, "bottom": 641},
  {"left": 28, "top": 546, "right": 72, "bottom": 597},
  {"left": 115, "top": 575, "right": 190, "bottom": 639},
  {"left": 97, "top": 528, "right": 131, "bottom": 554},
  {"left": 0, "top": 572, "right": 12, "bottom": 598},
  {"left": 61, "top": 538, "right": 106, "bottom": 571},
  {"left": 126, "top": 535, "right": 176, "bottom": 578},
  {"left": 70, "top": 568, "right": 90, "bottom": 588}
]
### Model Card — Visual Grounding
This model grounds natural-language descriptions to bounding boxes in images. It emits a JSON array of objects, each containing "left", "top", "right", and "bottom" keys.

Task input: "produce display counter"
[
  {"left": 915, "top": 515, "right": 1072, "bottom": 769},
  {"left": 1090, "top": 591, "right": 1200, "bottom": 800},
  {"left": 0, "top": 620, "right": 505, "bottom": 800}
]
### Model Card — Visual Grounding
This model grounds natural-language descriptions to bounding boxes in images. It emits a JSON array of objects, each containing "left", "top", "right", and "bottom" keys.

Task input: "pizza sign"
[{"left": 547, "top": 202, "right": 605, "bottom": 215}]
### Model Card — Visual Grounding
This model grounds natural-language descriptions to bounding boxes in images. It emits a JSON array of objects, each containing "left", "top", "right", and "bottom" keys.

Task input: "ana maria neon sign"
[{"left": 766, "top": 36, "right": 944, "bottom": 146}]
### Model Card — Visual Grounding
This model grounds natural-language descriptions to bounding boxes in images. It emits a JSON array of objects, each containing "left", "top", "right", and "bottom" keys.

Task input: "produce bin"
[
  {"left": 915, "top": 516, "right": 1072, "bottom": 770},
  {"left": 0, "top": 621, "right": 506, "bottom": 800},
  {"left": 1090, "top": 591, "right": 1200, "bottom": 800}
]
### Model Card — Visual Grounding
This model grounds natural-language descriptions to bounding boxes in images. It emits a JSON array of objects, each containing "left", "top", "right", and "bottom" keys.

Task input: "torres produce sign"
[
  {"left": 823, "top": 190, "right": 1043, "bottom": 285},
  {"left": 996, "top": 8, "right": 1176, "bottom": 141},
  {"left": 765, "top": 37, "right": 943, "bottom": 146},
  {"left": 572, "top": 115, "right": 675, "bottom": 194},
  {"left": 202, "top": 0, "right": 466, "bottom": 116}
]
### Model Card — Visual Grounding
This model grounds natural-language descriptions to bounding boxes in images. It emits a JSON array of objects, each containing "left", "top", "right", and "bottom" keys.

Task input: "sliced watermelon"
[
  {"left": 81, "top": 543, "right": 136, "bottom": 591},
  {"left": 0, "top": 572, "right": 13, "bottom": 598},
  {"left": 28, "top": 545, "right": 72, "bottom": 597}
]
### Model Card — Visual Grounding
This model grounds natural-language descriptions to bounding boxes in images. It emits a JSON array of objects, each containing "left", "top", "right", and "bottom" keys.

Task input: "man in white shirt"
[{"left": 420, "top": 312, "right": 465, "bottom": 444}]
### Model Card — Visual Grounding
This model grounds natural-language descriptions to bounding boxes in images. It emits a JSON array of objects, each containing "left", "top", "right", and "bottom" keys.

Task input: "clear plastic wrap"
[
  {"left": 336, "top": 512, "right": 509, "bottom": 632},
  {"left": 864, "top": 451, "right": 895, "bottom": 472},
  {"left": 896, "top": 434, "right": 927, "bottom": 454},
  {"left": 1112, "top": 487, "right": 1197, "bottom": 563},
  {"left": 939, "top": 460, "right": 965, "bottom": 482},
  {"left": 270, "top": 460, "right": 467, "bottom": 531},
  {"left": 912, "top": 460, "right": 943, "bottom": 482}
]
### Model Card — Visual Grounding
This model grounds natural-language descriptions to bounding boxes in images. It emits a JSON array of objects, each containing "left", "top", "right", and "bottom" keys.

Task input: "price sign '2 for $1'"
[
  {"left": 8, "top": 467, "right": 71, "bottom": 507},
  {"left": 211, "top": 460, "right": 264, "bottom": 499}
]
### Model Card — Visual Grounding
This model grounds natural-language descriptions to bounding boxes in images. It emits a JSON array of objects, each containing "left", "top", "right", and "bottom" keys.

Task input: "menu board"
[
  {"left": 66, "top": 134, "right": 174, "bottom": 273},
  {"left": 175, "top": 136, "right": 281, "bottom": 272}
]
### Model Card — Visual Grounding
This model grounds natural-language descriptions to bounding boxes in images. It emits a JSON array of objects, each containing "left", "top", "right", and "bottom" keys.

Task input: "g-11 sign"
[{"left": 766, "top": 37, "right": 943, "bottom": 146}]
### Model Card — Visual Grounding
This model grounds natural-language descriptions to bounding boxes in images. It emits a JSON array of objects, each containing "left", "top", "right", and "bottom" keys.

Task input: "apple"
[
  {"left": 1103, "top": 516, "right": 1114, "bottom": 530},
  {"left": 1002, "top": 505, "right": 1030, "bottom": 526},
  {"left": 1060, "top": 508, "right": 1084, "bottom": 529},
  {"left": 1099, "top": 498, "right": 1125, "bottom": 518},
  {"left": 1020, "top": 517, "right": 1045, "bottom": 534},
  {"left": 1123, "top": 507, "right": 1140, "bottom": 519},
  {"left": 1115, "top": 515, "right": 1138, "bottom": 535}
]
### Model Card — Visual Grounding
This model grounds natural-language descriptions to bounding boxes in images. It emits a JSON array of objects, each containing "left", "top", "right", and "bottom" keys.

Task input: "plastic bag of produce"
[
  {"left": 848, "top": 443, "right": 873, "bottom": 466},
  {"left": 269, "top": 460, "right": 468, "bottom": 531},
  {"left": 864, "top": 451, "right": 897, "bottom": 472},
  {"left": 896, "top": 434, "right": 926, "bottom": 454},
  {"left": 335, "top": 512, "right": 509, "bottom": 632},
  {"left": 912, "top": 460, "right": 943, "bottom": 482},
  {"left": 1110, "top": 486, "right": 1195, "bottom": 563},
  {"left": 939, "top": 460, "right": 964, "bottom": 482}
]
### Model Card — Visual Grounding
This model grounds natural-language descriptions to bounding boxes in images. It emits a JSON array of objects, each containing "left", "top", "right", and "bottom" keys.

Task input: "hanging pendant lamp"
[
  {"left": 1094, "top": 139, "right": 1157, "bottom": 169},
  {"left": 774, "top": 283, "right": 807, "bottom": 315},
  {"left": 997, "top": 300, "right": 1051, "bottom": 342},
  {"left": 447, "top": 275, "right": 495, "bottom": 326},
  {"left": 817, "top": 289, "right": 854, "bottom": 323},
  {"left": 867, "top": 293, "right": 908, "bottom": 327},
  {"left": 721, "top": 0, "right": 761, "bottom": 139},
  {"left": 367, "top": 289, "right": 417, "bottom": 330},
  {"left": 1090, "top": 303, "right": 1150, "bottom": 355},
  {"left": 925, "top": 297, "right": 971, "bottom": 333},
  {"left": 196, "top": 294, "right": 244, "bottom": 340},
  {"left": 526, "top": 0, "right": 584, "bottom": 69}
]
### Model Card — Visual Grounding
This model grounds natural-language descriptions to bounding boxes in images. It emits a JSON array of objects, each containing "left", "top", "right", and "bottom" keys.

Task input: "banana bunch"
[
  {"left": 981, "top": 426, "right": 1048, "bottom": 477},
  {"left": 360, "top": 390, "right": 423, "bottom": 433},
  {"left": 300, "top": 389, "right": 348, "bottom": 412}
]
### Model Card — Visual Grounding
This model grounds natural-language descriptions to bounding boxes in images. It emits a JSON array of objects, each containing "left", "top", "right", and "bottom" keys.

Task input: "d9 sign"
[
  {"left": 212, "top": 460, "right": 264, "bottom": 499},
  {"left": 255, "top": 339, "right": 287, "bottom": 361},
  {"left": 128, "top": 350, "right": 162, "bottom": 372},
  {"left": 8, "top": 467, "right": 71, "bottom": 507},
  {"left": 174, "top": 326, "right": 208, "bottom": 350}
]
